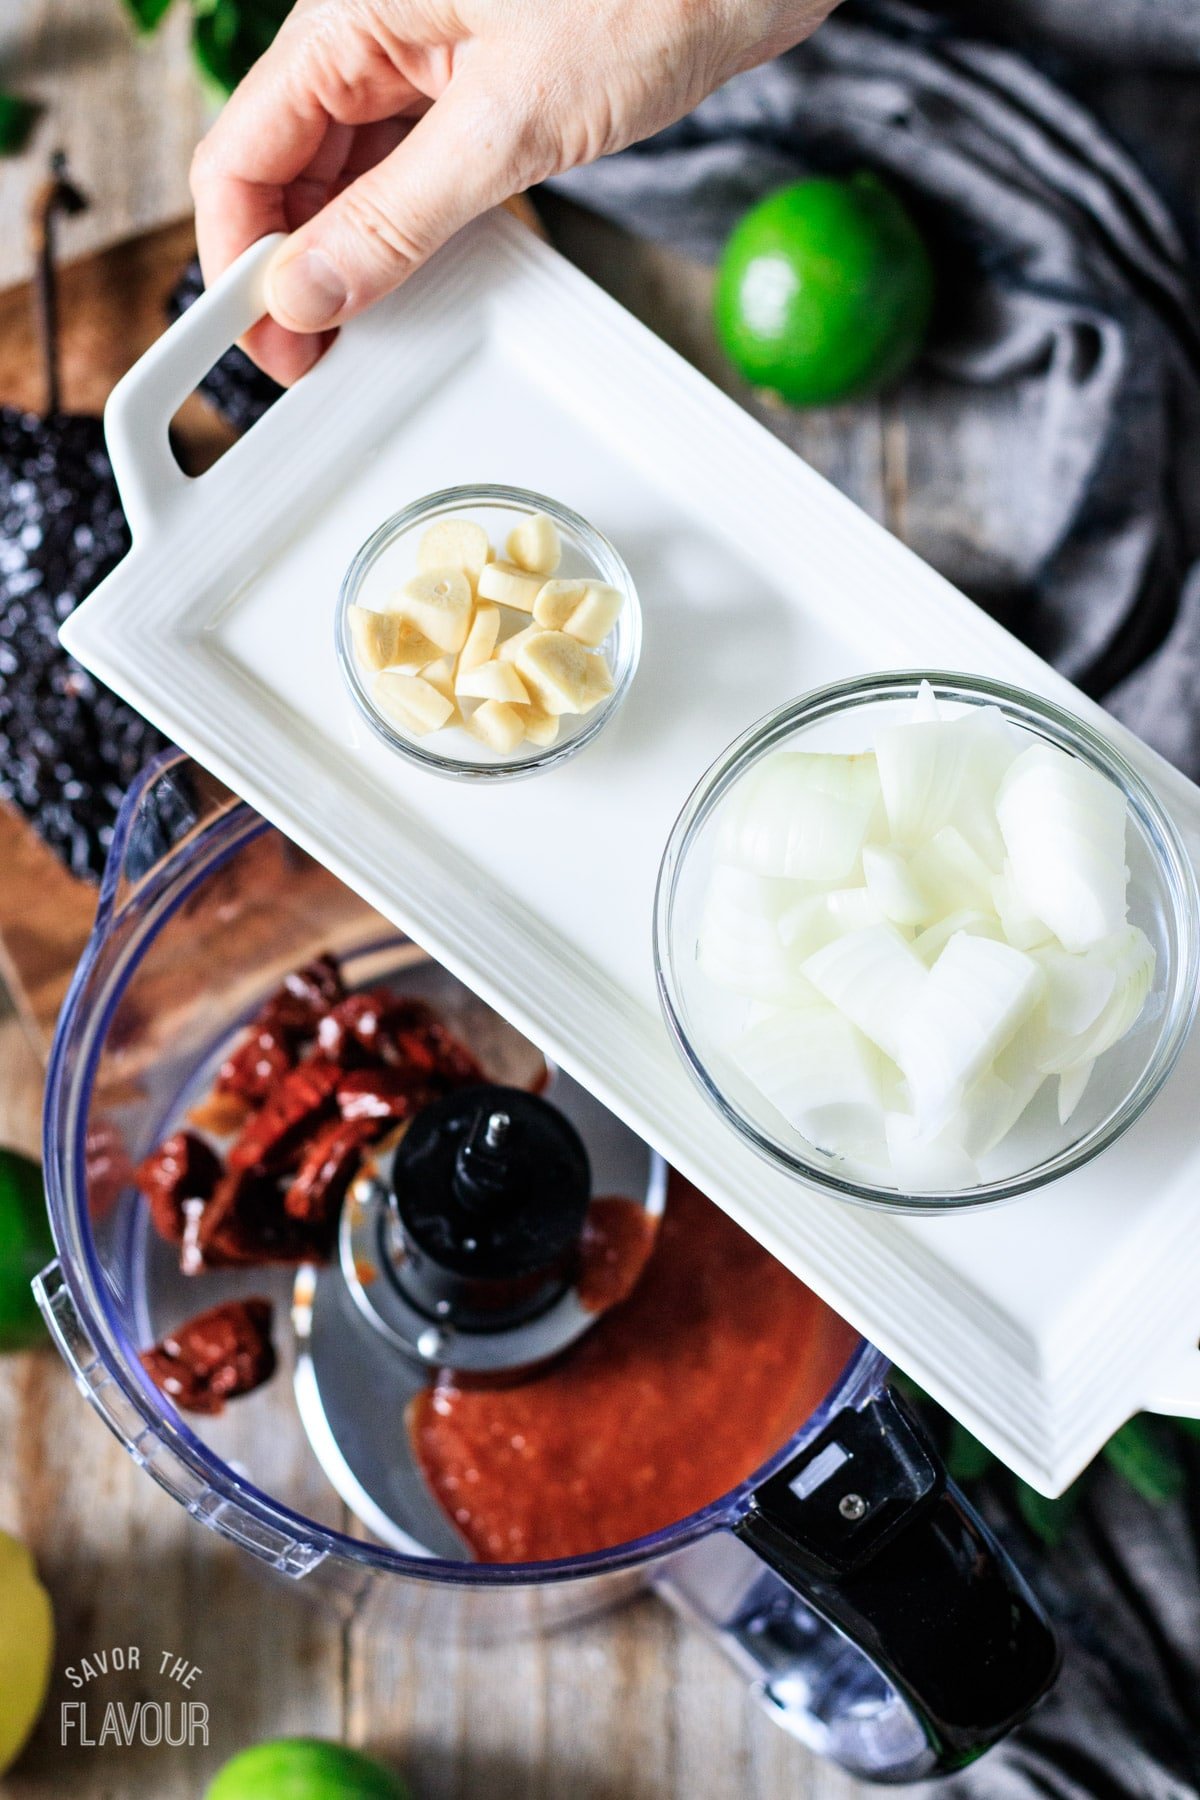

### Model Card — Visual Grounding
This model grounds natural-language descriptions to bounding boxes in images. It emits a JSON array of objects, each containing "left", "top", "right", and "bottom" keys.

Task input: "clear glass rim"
[
  {"left": 44, "top": 751, "right": 878, "bottom": 1588},
  {"left": 654, "top": 670, "right": 1200, "bottom": 1214},
  {"left": 335, "top": 483, "right": 641, "bottom": 783}
]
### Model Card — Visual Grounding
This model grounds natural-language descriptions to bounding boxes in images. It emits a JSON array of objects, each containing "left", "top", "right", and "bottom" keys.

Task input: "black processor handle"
[{"left": 734, "top": 1387, "right": 1060, "bottom": 1779}]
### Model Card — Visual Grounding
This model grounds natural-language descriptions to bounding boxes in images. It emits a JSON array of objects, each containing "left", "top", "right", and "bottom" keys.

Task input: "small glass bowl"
[
  {"left": 654, "top": 672, "right": 1200, "bottom": 1213},
  {"left": 336, "top": 484, "right": 640, "bottom": 780}
]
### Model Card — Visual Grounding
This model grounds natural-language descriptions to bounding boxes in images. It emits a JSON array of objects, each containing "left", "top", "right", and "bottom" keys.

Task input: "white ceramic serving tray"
[{"left": 65, "top": 212, "right": 1200, "bottom": 1495}]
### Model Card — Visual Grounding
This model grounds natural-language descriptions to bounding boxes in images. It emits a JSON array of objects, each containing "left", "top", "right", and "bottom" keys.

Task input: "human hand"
[{"left": 191, "top": 0, "right": 836, "bottom": 384}]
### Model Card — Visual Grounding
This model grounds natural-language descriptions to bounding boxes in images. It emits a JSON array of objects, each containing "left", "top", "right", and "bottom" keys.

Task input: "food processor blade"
[{"left": 294, "top": 1065, "right": 665, "bottom": 1552}]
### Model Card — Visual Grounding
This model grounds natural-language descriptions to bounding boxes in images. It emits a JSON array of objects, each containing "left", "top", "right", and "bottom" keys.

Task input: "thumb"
[{"left": 265, "top": 84, "right": 535, "bottom": 333}]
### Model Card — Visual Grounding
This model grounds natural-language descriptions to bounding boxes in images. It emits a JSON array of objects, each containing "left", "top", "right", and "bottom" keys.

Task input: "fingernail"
[{"left": 267, "top": 248, "right": 347, "bottom": 332}]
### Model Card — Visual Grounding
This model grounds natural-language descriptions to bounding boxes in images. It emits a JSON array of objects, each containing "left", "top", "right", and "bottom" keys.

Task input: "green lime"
[
  {"left": 0, "top": 1149, "right": 53, "bottom": 1353},
  {"left": 713, "top": 173, "right": 934, "bottom": 406},
  {"left": 206, "top": 1739, "right": 411, "bottom": 1800}
]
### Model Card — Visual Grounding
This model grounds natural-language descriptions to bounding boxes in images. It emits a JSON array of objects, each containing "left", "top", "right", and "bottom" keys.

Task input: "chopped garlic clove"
[
  {"left": 417, "top": 518, "right": 491, "bottom": 588},
  {"left": 522, "top": 705, "right": 560, "bottom": 748},
  {"left": 458, "top": 603, "right": 501, "bottom": 675},
  {"left": 456, "top": 659, "right": 530, "bottom": 704},
  {"left": 348, "top": 605, "right": 440, "bottom": 673},
  {"left": 470, "top": 699, "right": 526, "bottom": 753},
  {"left": 497, "top": 623, "right": 545, "bottom": 664},
  {"left": 506, "top": 512, "right": 561, "bottom": 576},
  {"left": 477, "top": 560, "right": 544, "bottom": 612},
  {"left": 373, "top": 671, "right": 455, "bottom": 736},
  {"left": 533, "top": 579, "right": 590, "bottom": 632},
  {"left": 422, "top": 655, "right": 458, "bottom": 704},
  {"left": 516, "top": 631, "right": 614, "bottom": 715},
  {"left": 394, "top": 568, "right": 473, "bottom": 653},
  {"left": 563, "top": 582, "right": 623, "bottom": 647}
]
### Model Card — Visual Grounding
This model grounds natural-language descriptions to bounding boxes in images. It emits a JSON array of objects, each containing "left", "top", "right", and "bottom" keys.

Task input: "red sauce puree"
[
  {"left": 408, "top": 1173, "right": 859, "bottom": 1562},
  {"left": 577, "top": 1194, "right": 659, "bottom": 1313}
]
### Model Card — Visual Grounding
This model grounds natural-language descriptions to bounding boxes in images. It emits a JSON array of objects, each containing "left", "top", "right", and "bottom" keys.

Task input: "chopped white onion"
[
  {"left": 862, "top": 844, "right": 928, "bottom": 927},
  {"left": 717, "top": 750, "right": 880, "bottom": 882},
  {"left": 896, "top": 932, "right": 1043, "bottom": 1133},
  {"left": 992, "top": 1023, "right": 1049, "bottom": 1131},
  {"left": 911, "top": 680, "right": 942, "bottom": 724},
  {"left": 875, "top": 706, "right": 1020, "bottom": 863},
  {"left": 991, "top": 861, "right": 1054, "bottom": 951},
  {"left": 996, "top": 743, "right": 1128, "bottom": 952},
  {"left": 698, "top": 704, "right": 1153, "bottom": 1189},
  {"left": 908, "top": 825, "right": 996, "bottom": 918},
  {"left": 1032, "top": 941, "right": 1116, "bottom": 1046},
  {"left": 696, "top": 865, "right": 814, "bottom": 1004},
  {"left": 735, "top": 1004, "right": 885, "bottom": 1161},
  {"left": 913, "top": 908, "right": 1002, "bottom": 965},
  {"left": 776, "top": 886, "right": 883, "bottom": 958},
  {"left": 1035, "top": 925, "right": 1155, "bottom": 1073},
  {"left": 1058, "top": 1058, "right": 1094, "bottom": 1125},
  {"left": 802, "top": 924, "right": 929, "bottom": 1063},
  {"left": 954, "top": 1068, "right": 1022, "bottom": 1159}
]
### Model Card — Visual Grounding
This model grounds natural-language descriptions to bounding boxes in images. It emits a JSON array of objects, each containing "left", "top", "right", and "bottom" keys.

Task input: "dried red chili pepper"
[
  {"left": 336, "top": 1066, "right": 429, "bottom": 1123},
  {"left": 215, "top": 1022, "right": 295, "bottom": 1103},
  {"left": 141, "top": 1297, "right": 276, "bottom": 1415},
  {"left": 315, "top": 991, "right": 395, "bottom": 1066},
  {"left": 389, "top": 1017, "right": 483, "bottom": 1087},
  {"left": 227, "top": 1058, "right": 342, "bottom": 1172},
  {"left": 195, "top": 1167, "right": 329, "bottom": 1268},
  {"left": 216, "top": 954, "right": 346, "bottom": 1098},
  {"left": 135, "top": 1130, "right": 223, "bottom": 1243},
  {"left": 328, "top": 992, "right": 442, "bottom": 1063},
  {"left": 285, "top": 1117, "right": 377, "bottom": 1227},
  {"left": 428, "top": 1020, "right": 485, "bottom": 1086},
  {"left": 283, "top": 953, "right": 345, "bottom": 1015},
  {"left": 265, "top": 953, "right": 345, "bottom": 1036},
  {"left": 137, "top": 954, "right": 490, "bottom": 1281}
]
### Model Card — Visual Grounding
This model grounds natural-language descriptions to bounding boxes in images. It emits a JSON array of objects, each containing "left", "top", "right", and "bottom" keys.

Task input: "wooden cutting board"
[
  {"left": 0, "top": 216, "right": 233, "bottom": 1057},
  {"left": 0, "top": 200, "right": 543, "bottom": 1059}
]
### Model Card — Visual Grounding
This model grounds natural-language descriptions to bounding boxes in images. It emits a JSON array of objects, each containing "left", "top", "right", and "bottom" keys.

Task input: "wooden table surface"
[{"left": 0, "top": 6, "right": 915, "bottom": 1798}]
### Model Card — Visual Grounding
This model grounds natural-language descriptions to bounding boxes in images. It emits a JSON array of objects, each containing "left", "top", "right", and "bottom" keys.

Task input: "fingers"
[
  {"left": 283, "top": 120, "right": 357, "bottom": 233},
  {"left": 190, "top": 6, "right": 426, "bottom": 383},
  {"left": 264, "top": 79, "right": 541, "bottom": 334},
  {"left": 235, "top": 317, "right": 337, "bottom": 389},
  {"left": 225, "top": 116, "right": 422, "bottom": 382},
  {"left": 192, "top": 32, "right": 332, "bottom": 281},
  {"left": 191, "top": 55, "right": 341, "bottom": 383}
]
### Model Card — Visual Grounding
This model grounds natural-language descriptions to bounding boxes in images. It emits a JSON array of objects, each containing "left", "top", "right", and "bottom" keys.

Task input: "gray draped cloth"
[
  {"left": 552, "top": 0, "right": 1200, "bottom": 778},
  {"left": 552, "top": 4, "right": 1200, "bottom": 1793}
]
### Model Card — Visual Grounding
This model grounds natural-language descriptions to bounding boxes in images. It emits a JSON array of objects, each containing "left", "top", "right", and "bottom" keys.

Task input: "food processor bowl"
[
  {"left": 37, "top": 752, "right": 1058, "bottom": 1782},
  {"left": 655, "top": 672, "right": 1200, "bottom": 1212}
]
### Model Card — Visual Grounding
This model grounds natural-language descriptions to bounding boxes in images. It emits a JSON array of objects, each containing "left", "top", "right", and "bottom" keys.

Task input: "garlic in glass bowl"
[
  {"left": 654, "top": 673, "right": 1200, "bottom": 1211},
  {"left": 336, "top": 485, "right": 639, "bottom": 780}
]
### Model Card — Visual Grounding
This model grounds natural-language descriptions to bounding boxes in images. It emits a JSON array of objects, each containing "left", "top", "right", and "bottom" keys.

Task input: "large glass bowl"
[
  {"left": 336, "top": 483, "right": 640, "bottom": 780},
  {"left": 654, "top": 672, "right": 1200, "bottom": 1213}
]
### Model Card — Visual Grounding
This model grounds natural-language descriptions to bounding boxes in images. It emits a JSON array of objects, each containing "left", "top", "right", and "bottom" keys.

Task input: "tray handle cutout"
[{"left": 104, "top": 233, "right": 286, "bottom": 542}]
